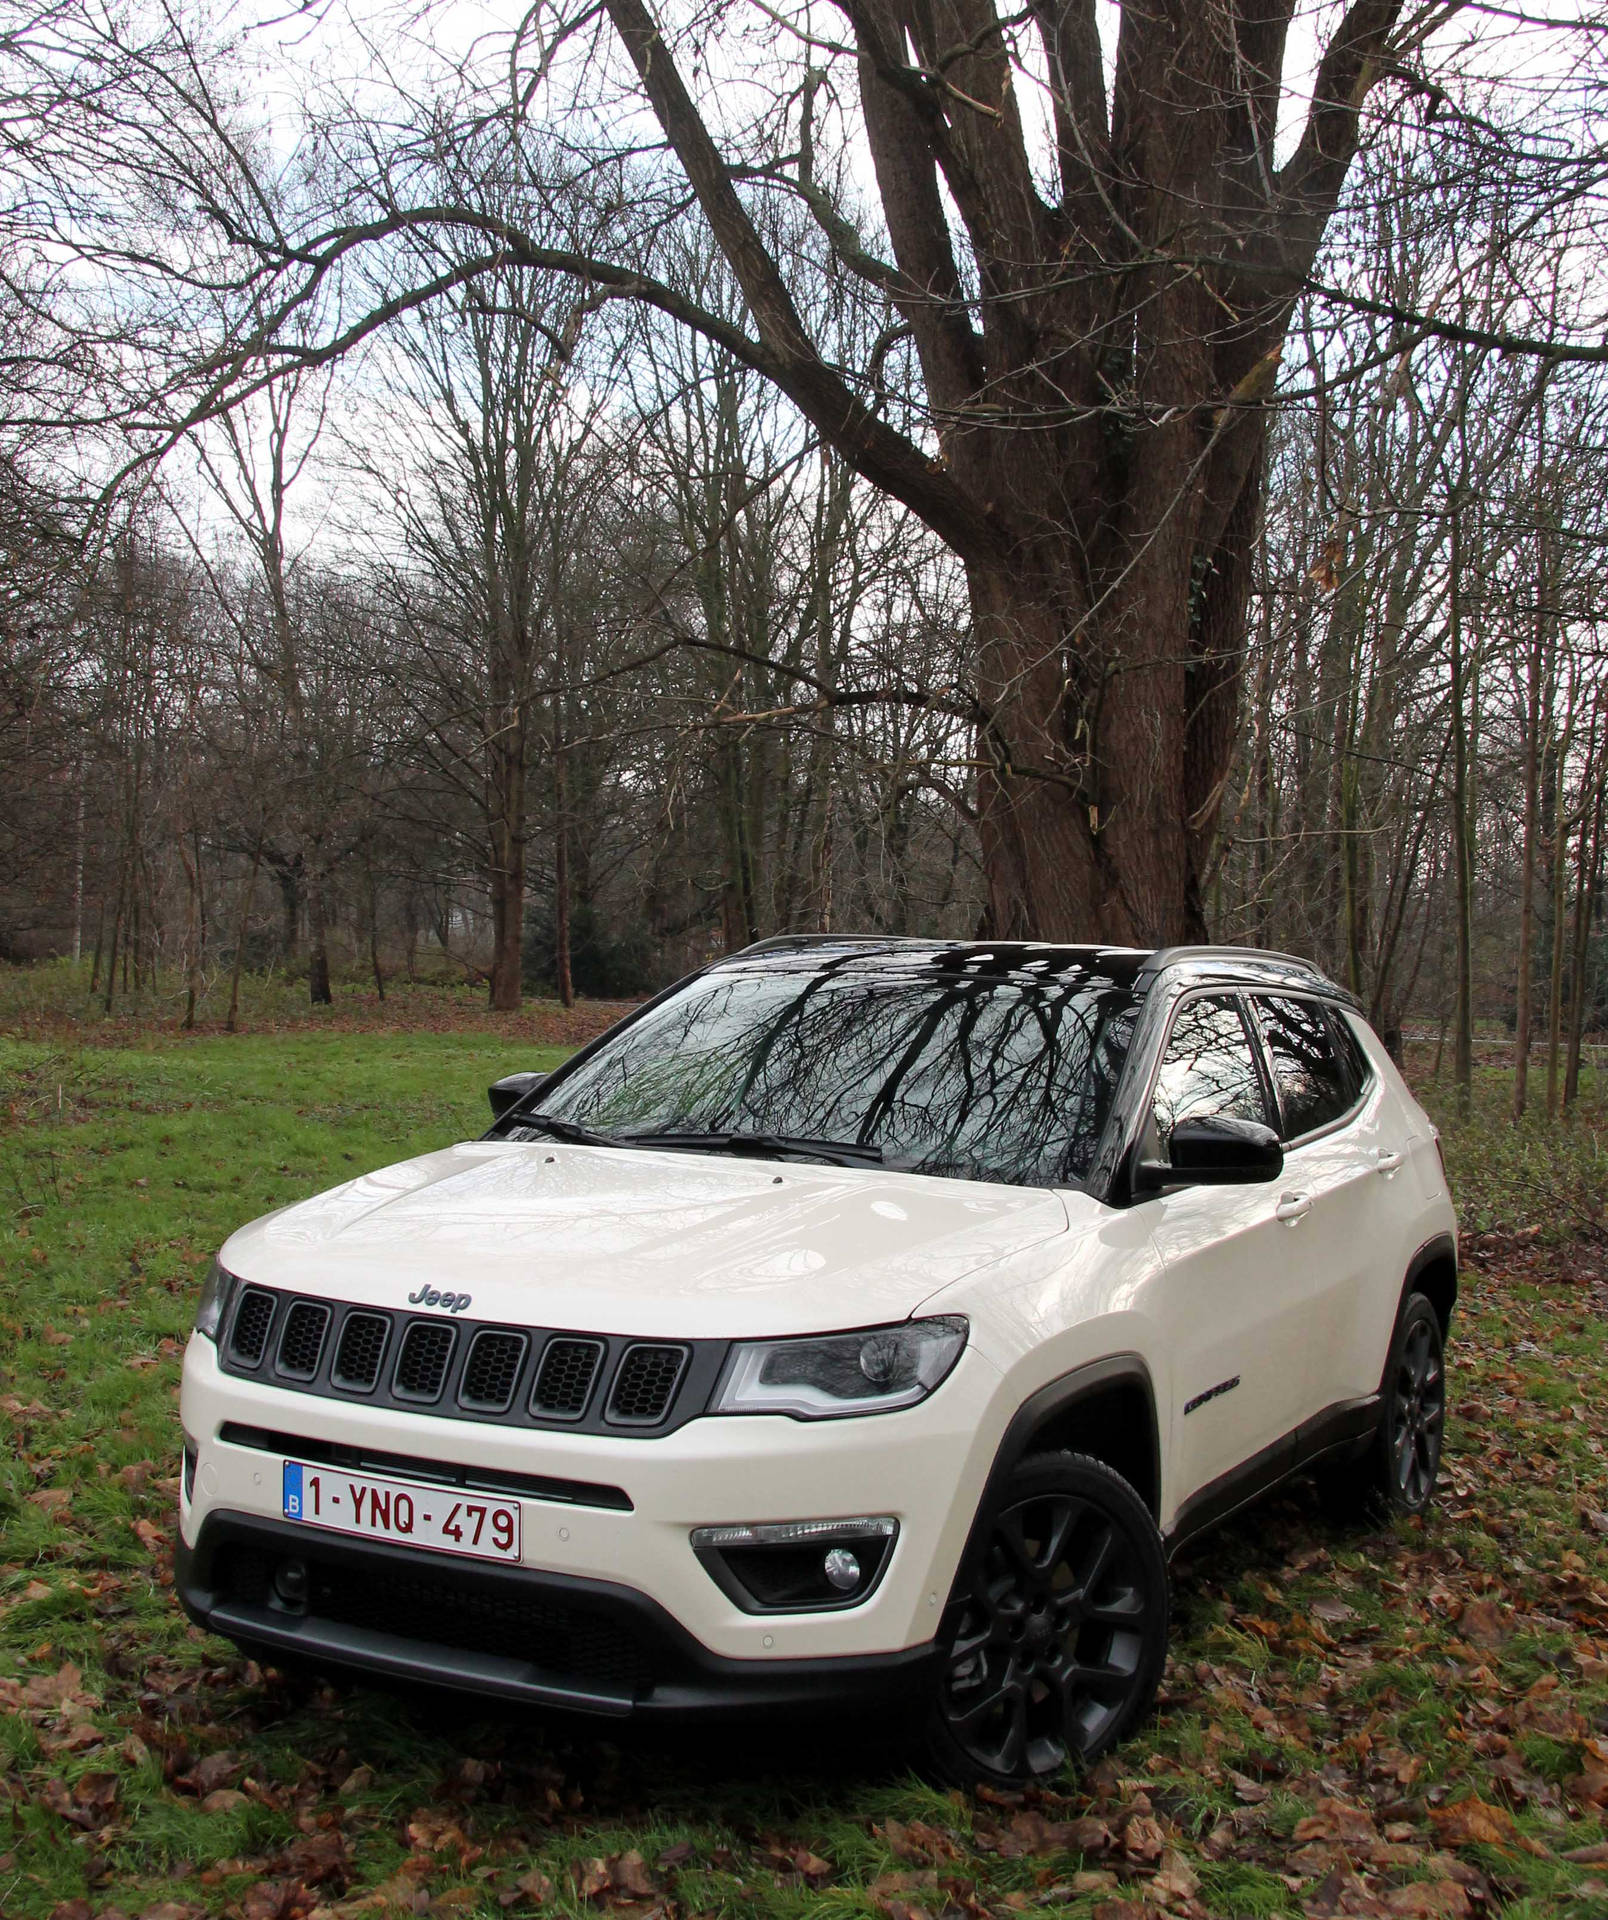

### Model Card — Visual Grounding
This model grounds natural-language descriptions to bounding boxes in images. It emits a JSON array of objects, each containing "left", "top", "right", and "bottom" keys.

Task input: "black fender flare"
[
  {"left": 1402, "top": 1232, "right": 1458, "bottom": 1325},
  {"left": 944, "top": 1353, "right": 1161, "bottom": 1620}
]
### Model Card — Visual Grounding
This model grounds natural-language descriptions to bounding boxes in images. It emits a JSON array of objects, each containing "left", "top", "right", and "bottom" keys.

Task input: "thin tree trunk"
[
  {"left": 227, "top": 835, "right": 265, "bottom": 1034},
  {"left": 1512, "top": 524, "right": 1549, "bottom": 1123},
  {"left": 486, "top": 682, "right": 527, "bottom": 1011},
  {"left": 1565, "top": 714, "right": 1607, "bottom": 1109},
  {"left": 103, "top": 859, "right": 126, "bottom": 1016},
  {"left": 553, "top": 743, "right": 574, "bottom": 1009},
  {"left": 365, "top": 856, "right": 386, "bottom": 1002},
  {"left": 1448, "top": 499, "right": 1474, "bottom": 1118},
  {"left": 88, "top": 898, "right": 105, "bottom": 997},
  {"left": 71, "top": 770, "right": 85, "bottom": 964},
  {"left": 180, "top": 835, "right": 203, "bottom": 1031},
  {"left": 307, "top": 872, "right": 333, "bottom": 1006},
  {"left": 1545, "top": 702, "right": 1574, "bottom": 1117}
]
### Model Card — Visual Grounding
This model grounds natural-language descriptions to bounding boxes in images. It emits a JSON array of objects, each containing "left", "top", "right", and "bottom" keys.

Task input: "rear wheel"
[
  {"left": 924, "top": 1452, "right": 1169, "bottom": 1788},
  {"left": 1320, "top": 1291, "right": 1446, "bottom": 1520}
]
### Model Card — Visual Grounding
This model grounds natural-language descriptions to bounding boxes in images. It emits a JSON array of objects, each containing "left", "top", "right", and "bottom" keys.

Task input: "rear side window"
[
  {"left": 1252, "top": 996, "right": 1354, "bottom": 1138},
  {"left": 1330, "top": 1010, "right": 1374, "bottom": 1101},
  {"left": 1152, "top": 995, "right": 1271, "bottom": 1149}
]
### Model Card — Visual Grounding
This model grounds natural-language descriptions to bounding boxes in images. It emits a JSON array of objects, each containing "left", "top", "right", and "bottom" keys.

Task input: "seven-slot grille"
[
  {"left": 459, "top": 1330, "right": 527, "bottom": 1413},
  {"left": 531, "top": 1337, "right": 604, "bottom": 1419},
  {"left": 394, "top": 1320, "right": 457, "bottom": 1401},
  {"left": 607, "top": 1344, "right": 689, "bottom": 1425},
  {"left": 214, "top": 1283, "right": 709, "bottom": 1434},
  {"left": 276, "top": 1301, "right": 331, "bottom": 1379},
  {"left": 229, "top": 1288, "right": 277, "bottom": 1366},
  {"left": 331, "top": 1311, "right": 390, "bottom": 1392}
]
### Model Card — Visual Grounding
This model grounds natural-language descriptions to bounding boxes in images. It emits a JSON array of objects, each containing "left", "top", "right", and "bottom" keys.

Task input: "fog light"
[
  {"left": 273, "top": 1557, "right": 308, "bottom": 1608},
  {"left": 691, "top": 1516, "right": 896, "bottom": 1613},
  {"left": 823, "top": 1547, "right": 861, "bottom": 1592}
]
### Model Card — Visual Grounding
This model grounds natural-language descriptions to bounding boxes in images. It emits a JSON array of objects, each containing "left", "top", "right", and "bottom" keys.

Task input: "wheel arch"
[
  {"left": 961, "top": 1355, "right": 1162, "bottom": 1567},
  {"left": 1404, "top": 1233, "right": 1458, "bottom": 1336}
]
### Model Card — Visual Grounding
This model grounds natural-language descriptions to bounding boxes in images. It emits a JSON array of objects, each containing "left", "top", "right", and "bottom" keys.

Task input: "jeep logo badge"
[{"left": 407, "top": 1284, "right": 472, "bottom": 1314}]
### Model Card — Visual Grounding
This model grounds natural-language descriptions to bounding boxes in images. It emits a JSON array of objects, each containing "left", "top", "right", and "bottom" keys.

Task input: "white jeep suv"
[{"left": 177, "top": 939, "right": 1456, "bottom": 1784}]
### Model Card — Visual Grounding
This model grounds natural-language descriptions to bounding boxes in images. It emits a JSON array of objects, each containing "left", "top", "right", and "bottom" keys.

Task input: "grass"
[
  {"left": 1412, "top": 1046, "right": 1608, "bottom": 1245},
  {"left": 1, "top": 986, "right": 1606, "bottom": 1918}
]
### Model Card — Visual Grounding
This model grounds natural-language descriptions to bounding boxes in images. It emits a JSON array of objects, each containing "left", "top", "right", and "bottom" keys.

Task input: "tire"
[
  {"left": 1320, "top": 1290, "right": 1447, "bottom": 1521},
  {"left": 923, "top": 1451, "right": 1170, "bottom": 1789}
]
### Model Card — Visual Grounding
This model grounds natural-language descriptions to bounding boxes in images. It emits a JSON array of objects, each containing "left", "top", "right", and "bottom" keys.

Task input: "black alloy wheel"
[
  {"left": 926, "top": 1452, "right": 1168, "bottom": 1787},
  {"left": 1385, "top": 1294, "right": 1446, "bottom": 1512},
  {"left": 1318, "top": 1289, "right": 1448, "bottom": 1522}
]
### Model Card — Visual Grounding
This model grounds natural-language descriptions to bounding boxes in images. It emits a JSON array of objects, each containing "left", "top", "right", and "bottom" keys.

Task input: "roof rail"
[
  {"left": 1139, "top": 945, "right": 1330, "bottom": 983},
  {"left": 733, "top": 933, "right": 908, "bottom": 956}
]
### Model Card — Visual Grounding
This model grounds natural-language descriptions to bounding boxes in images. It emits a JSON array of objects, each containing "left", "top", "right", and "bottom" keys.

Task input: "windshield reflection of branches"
[{"left": 542, "top": 972, "right": 1134, "bottom": 1185}]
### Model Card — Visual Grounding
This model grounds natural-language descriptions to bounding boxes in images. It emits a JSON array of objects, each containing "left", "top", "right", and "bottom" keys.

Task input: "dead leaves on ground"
[{"left": 9, "top": 1249, "right": 1608, "bottom": 1919}]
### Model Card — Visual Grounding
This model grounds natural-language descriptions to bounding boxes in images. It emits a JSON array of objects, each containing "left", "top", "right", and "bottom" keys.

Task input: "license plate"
[{"left": 281, "top": 1460, "right": 521, "bottom": 1564}]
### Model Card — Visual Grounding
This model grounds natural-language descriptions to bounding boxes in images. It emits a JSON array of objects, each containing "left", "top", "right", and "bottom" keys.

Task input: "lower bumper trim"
[{"left": 177, "top": 1512, "right": 939, "bottom": 1721}]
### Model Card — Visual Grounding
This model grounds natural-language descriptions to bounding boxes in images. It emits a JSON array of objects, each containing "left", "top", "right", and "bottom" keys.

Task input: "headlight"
[
  {"left": 711, "top": 1316, "right": 967, "bottom": 1419},
  {"left": 194, "top": 1257, "right": 231, "bottom": 1342}
]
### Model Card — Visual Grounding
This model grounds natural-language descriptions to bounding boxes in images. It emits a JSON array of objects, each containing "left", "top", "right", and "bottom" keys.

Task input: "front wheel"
[{"left": 923, "top": 1451, "right": 1169, "bottom": 1788}]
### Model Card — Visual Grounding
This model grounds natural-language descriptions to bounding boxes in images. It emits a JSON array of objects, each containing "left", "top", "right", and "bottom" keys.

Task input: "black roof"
[{"left": 724, "top": 935, "right": 1343, "bottom": 1000}]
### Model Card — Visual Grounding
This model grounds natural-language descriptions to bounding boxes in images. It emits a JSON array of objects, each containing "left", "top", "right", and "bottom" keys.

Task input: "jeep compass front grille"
[
  {"left": 276, "top": 1300, "right": 330, "bottom": 1379},
  {"left": 229, "top": 1288, "right": 276, "bottom": 1367},
  {"left": 394, "top": 1320, "right": 456, "bottom": 1401},
  {"left": 331, "top": 1310, "right": 390, "bottom": 1391},
  {"left": 608, "top": 1344, "right": 689, "bottom": 1425},
  {"left": 212, "top": 1283, "right": 722, "bottom": 1437},
  {"left": 531, "top": 1337, "right": 604, "bottom": 1419},
  {"left": 459, "top": 1330, "right": 527, "bottom": 1412}
]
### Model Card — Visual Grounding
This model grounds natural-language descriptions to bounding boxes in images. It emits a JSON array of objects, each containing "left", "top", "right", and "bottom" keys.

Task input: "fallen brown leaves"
[{"left": 7, "top": 1163, "right": 1608, "bottom": 1920}]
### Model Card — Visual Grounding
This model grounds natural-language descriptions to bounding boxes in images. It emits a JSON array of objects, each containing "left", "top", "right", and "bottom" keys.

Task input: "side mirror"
[
  {"left": 488, "top": 1071, "right": 548, "bottom": 1121},
  {"left": 1134, "top": 1114, "right": 1283, "bottom": 1194}
]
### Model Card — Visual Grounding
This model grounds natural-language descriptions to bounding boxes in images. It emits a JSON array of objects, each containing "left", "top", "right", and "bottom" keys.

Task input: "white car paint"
[
  {"left": 217, "top": 1143, "right": 1071, "bottom": 1340},
  {"left": 179, "top": 978, "right": 1456, "bottom": 1675}
]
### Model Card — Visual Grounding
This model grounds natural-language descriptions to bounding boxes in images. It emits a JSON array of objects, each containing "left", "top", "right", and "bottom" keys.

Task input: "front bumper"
[
  {"left": 176, "top": 1513, "right": 940, "bottom": 1719},
  {"left": 179, "top": 1329, "right": 1004, "bottom": 1673}
]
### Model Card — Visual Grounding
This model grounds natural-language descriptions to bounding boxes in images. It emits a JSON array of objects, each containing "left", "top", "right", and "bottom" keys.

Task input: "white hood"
[{"left": 220, "top": 1139, "right": 1070, "bottom": 1339}]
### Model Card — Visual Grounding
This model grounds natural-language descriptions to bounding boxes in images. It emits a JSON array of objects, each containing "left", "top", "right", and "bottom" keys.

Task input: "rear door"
[{"left": 1248, "top": 995, "right": 1404, "bottom": 1412}]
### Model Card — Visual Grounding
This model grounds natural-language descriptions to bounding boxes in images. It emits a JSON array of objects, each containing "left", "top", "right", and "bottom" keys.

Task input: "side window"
[
  {"left": 1330, "top": 1009, "right": 1374, "bottom": 1102},
  {"left": 1252, "top": 996, "right": 1354, "bottom": 1139},
  {"left": 1152, "top": 995, "right": 1270, "bottom": 1150}
]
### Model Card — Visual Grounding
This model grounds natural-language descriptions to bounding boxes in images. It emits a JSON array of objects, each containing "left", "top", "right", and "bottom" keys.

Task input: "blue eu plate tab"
[{"left": 282, "top": 1460, "right": 304, "bottom": 1520}]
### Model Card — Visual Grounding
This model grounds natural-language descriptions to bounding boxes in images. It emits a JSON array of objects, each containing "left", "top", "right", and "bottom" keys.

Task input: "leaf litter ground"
[{"left": 1, "top": 1015, "right": 1605, "bottom": 1920}]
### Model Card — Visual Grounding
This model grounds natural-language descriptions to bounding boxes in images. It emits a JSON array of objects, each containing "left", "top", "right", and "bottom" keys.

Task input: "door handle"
[
  {"left": 1275, "top": 1191, "right": 1312, "bottom": 1224},
  {"left": 1373, "top": 1149, "right": 1404, "bottom": 1176}
]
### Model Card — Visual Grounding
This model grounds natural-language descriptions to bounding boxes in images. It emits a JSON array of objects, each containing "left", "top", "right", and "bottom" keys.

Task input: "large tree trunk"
[
  {"left": 597, "top": 0, "right": 1402, "bottom": 946},
  {"left": 966, "top": 446, "right": 1261, "bottom": 943}
]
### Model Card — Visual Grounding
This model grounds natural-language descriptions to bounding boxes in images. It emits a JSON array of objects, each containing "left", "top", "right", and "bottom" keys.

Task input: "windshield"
[{"left": 523, "top": 964, "right": 1137, "bottom": 1188}]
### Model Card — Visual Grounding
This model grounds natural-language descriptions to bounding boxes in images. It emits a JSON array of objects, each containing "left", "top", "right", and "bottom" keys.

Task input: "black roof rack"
[
  {"left": 1141, "top": 944, "right": 1321, "bottom": 977},
  {"left": 1138, "top": 945, "right": 1349, "bottom": 999},
  {"left": 734, "top": 934, "right": 923, "bottom": 956}
]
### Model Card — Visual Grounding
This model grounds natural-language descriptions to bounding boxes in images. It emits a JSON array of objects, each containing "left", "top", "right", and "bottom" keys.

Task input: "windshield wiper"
[
  {"left": 622, "top": 1129, "right": 885, "bottom": 1168},
  {"left": 508, "top": 1113, "right": 623, "bottom": 1149}
]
